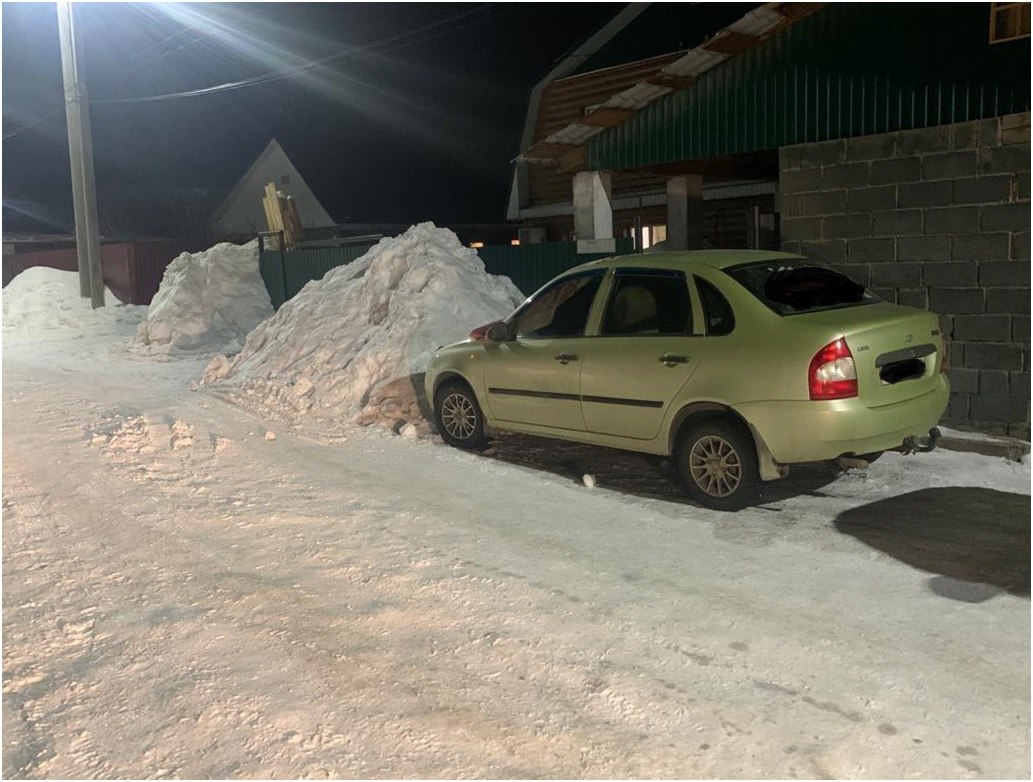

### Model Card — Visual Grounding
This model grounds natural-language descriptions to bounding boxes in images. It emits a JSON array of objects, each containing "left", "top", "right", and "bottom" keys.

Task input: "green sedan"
[{"left": 425, "top": 251, "right": 948, "bottom": 510}]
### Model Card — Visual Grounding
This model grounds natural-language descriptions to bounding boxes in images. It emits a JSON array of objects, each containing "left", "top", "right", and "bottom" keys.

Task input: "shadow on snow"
[{"left": 834, "top": 487, "right": 1031, "bottom": 601}]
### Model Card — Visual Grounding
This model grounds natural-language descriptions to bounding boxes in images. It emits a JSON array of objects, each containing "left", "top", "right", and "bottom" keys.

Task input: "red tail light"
[{"left": 809, "top": 338, "right": 858, "bottom": 400}]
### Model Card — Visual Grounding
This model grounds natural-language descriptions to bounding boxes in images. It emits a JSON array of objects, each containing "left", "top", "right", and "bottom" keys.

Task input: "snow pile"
[
  {"left": 136, "top": 240, "right": 272, "bottom": 354},
  {"left": 2, "top": 266, "right": 146, "bottom": 335},
  {"left": 206, "top": 223, "right": 524, "bottom": 432}
]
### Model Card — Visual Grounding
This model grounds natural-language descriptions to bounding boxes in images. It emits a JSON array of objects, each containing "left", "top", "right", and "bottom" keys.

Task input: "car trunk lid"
[{"left": 799, "top": 303, "right": 944, "bottom": 407}]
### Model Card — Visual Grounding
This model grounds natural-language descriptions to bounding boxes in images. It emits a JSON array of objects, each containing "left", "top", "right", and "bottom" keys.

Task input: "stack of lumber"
[{"left": 262, "top": 182, "right": 304, "bottom": 249}]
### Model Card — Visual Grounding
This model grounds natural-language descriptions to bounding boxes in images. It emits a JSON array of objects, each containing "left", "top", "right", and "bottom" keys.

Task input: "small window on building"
[
  {"left": 280, "top": 174, "right": 291, "bottom": 184},
  {"left": 638, "top": 224, "right": 667, "bottom": 250},
  {"left": 990, "top": 2, "right": 1031, "bottom": 43}
]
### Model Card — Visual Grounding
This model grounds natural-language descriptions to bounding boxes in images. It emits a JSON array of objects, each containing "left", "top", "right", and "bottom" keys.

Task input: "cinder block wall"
[{"left": 779, "top": 114, "right": 1031, "bottom": 439}]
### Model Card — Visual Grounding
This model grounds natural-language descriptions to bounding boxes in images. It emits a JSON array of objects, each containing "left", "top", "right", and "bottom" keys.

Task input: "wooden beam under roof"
[
  {"left": 555, "top": 146, "right": 587, "bottom": 173},
  {"left": 651, "top": 72, "right": 696, "bottom": 90},
  {"left": 581, "top": 107, "right": 637, "bottom": 128},
  {"left": 628, "top": 149, "right": 780, "bottom": 180},
  {"left": 704, "top": 31, "right": 761, "bottom": 55},
  {"left": 522, "top": 141, "right": 582, "bottom": 160},
  {"left": 776, "top": 3, "right": 824, "bottom": 21}
]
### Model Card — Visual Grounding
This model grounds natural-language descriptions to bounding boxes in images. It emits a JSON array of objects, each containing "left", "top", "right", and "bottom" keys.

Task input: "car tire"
[
  {"left": 674, "top": 418, "right": 761, "bottom": 511},
  {"left": 434, "top": 381, "right": 487, "bottom": 450}
]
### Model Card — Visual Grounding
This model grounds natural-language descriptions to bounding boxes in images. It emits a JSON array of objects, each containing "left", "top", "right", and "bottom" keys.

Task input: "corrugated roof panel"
[
  {"left": 534, "top": 54, "right": 684, "bottom": 140},
  {"left": 545, "top": 124, "right": 604, "bottom": 145},
  {"left": 664, "top": 48, "right": 730, "bottom": 78},
  {"left": 605, "top": 82, "right": 674, "bottom": 111}
]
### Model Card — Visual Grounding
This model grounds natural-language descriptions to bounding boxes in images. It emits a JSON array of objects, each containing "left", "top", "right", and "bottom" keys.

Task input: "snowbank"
[
  {"left": 2, "top": 267, "right": 146, "bottom": 335},
  {"left": 136, "top": 240, "right": 272, "bottom": 354},
  {"left": 206, "top": 223, "right": 524, "bottom": 432}
]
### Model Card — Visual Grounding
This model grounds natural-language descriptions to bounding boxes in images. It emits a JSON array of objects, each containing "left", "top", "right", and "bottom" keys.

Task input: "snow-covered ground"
[
  {"left": 3, "top": 322, "right": 1030, "bottom": 778},
  {"left": 2, "top": 267, "right": 147, "bottom": 338}
]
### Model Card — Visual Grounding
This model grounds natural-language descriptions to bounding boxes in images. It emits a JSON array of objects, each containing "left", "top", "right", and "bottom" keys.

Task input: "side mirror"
[
  {"left": 486, "top": 321, "right": 510, "bottom": 343},
  {"left": 469, "top": 320, "right": 510, "bottom": 342}
]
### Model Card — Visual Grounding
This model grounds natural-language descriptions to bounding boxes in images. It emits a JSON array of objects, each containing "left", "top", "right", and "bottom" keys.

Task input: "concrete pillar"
[
  {"left": 667, "top": 175, "right": 704, "bottom": 250},
  {"left": 573, "top": 171, "right": 615, "bottom": 253}
]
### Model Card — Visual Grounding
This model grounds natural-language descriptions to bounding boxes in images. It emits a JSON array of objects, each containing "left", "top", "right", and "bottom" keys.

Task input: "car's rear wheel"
[
  {"left": 434, "top": 381, "right": 487, "bottom": 450},
  {"left": 675, "top": 419, "right": 760, "bottom": 511}
]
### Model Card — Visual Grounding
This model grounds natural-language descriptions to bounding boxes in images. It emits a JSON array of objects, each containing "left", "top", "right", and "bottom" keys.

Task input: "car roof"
[{"left": 568, "top": 249, "right": 806, "bottom": 274}]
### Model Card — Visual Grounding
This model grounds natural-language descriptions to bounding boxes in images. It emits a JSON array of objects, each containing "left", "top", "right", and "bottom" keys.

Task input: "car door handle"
[
  {"left": 659, "top": 354, "right": 690, "bottom": 367},
  {"left": 554, "top": 353, "right": 579, "bottom": 365}
]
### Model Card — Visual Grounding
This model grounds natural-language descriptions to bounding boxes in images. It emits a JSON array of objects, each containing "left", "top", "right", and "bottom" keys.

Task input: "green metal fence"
[
  {"left": 477, "top": 238, "right": 635, "bottom": 295},
  {"left": 259, "top": 238, "right": 636, "bottom": 306},
  {"left": 259, "top": 241, "right": 379, "bottom": 308}
]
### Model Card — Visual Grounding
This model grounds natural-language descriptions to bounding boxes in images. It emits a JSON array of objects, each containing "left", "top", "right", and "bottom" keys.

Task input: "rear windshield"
[{"left": 724, "top": 260, "right": 878, "bottom": 316}]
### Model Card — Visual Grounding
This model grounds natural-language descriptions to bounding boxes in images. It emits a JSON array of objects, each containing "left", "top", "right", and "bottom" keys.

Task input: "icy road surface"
[{"left": 3, "top": 331, "right": 1030, "bottom": 779}]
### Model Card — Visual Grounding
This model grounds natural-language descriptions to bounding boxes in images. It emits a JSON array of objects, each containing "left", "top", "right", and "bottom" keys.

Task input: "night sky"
[{"left": 2, "top": 2, "right": 620, "bottom": 233}]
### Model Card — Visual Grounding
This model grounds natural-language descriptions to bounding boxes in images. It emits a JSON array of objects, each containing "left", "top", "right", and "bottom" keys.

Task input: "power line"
[
  {"left": 3, "top": 4, "right": 509, "bottom": 140},
  {"left": 121, "top": 26, "right": 201, "bottom": 66},
  {"left": 3, "top": 106, "right": 65, "bottom": 140},
  {"left": 96, "top": 4, "right": 503, "bottom": 105}
]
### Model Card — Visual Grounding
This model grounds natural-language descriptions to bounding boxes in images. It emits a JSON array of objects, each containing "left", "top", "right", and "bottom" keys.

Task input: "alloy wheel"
[
  {"left": 688, "top": 435, "right": 742, "bottom": 498},
  {"left": 440, "top": 392, "right": 477, "bottom": 440}
]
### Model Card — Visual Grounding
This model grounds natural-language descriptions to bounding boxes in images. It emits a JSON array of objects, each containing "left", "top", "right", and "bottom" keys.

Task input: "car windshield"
[{"left": 724, "top": 260, "right": 877, "bottom": 316}]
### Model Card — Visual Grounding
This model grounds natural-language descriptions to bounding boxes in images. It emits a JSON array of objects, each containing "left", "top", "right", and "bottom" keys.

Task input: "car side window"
[
  {"left": 513, "top": 272, "right": 603, "bottom": 339},
  {"left": 694, "top": 276, "right": 736, "bottom": 336},
  {"left": 601, "top": 271, "right": 692, "bottom": 336}
]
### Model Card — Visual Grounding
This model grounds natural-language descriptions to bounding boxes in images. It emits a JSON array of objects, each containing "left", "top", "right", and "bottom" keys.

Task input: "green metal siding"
[
  {"left": 260, "top": 243, "right": 378, "bottom": 307},
  {"left": 477, "top": 239, "right": 635, "bottom": 295},
  {"left": 258, "top": 249, "right": 286, "bottom": 307},
  {"left": 260, "top": 239, "right": 636, "bottom": 306},
  {"left": 588, "top": 3, "right": 1031, "bottom": 170}
]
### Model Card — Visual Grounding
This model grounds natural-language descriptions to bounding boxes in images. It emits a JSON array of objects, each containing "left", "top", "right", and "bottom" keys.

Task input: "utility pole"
[{"left": 56, "top": 1, "right": 104, "bottom": 308}]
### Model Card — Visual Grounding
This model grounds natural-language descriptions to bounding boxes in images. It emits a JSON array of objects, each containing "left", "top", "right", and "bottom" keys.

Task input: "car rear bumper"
[{"left": 737, "top": 375, "right": 950, "bottom": 464}]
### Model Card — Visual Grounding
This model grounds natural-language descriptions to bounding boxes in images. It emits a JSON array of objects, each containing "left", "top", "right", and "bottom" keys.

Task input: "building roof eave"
[
  {"left": 507, "top": 3, "right": 653, "bottom": 219},
  {"left": 515, "top": 3, "right": 824, "bottom": 169}
]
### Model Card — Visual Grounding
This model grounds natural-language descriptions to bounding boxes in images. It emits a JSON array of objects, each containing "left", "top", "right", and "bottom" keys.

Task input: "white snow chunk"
[
  {"left": 2, "top": 267, "right": 146, "bottom": 334},
  {"left": 136, "top": 240, "right": 272, "bottom": 354},
  {"left": 208, "top": 223, "right": 524, "bottom": 431},
  {"left": 399, "top": 423, "right": 419, "bottom": 440},
  {"left": 582, "top": 474, "right": 597, "bottom": 489}
]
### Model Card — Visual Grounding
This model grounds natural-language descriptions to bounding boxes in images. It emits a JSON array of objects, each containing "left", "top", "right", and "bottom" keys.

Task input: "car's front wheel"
[
  {"left": 434, "top": 381, "right": 487, "bottom": 450},
  {"left": 675, "top": 418, "right": 760, "bottom": 511}
]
